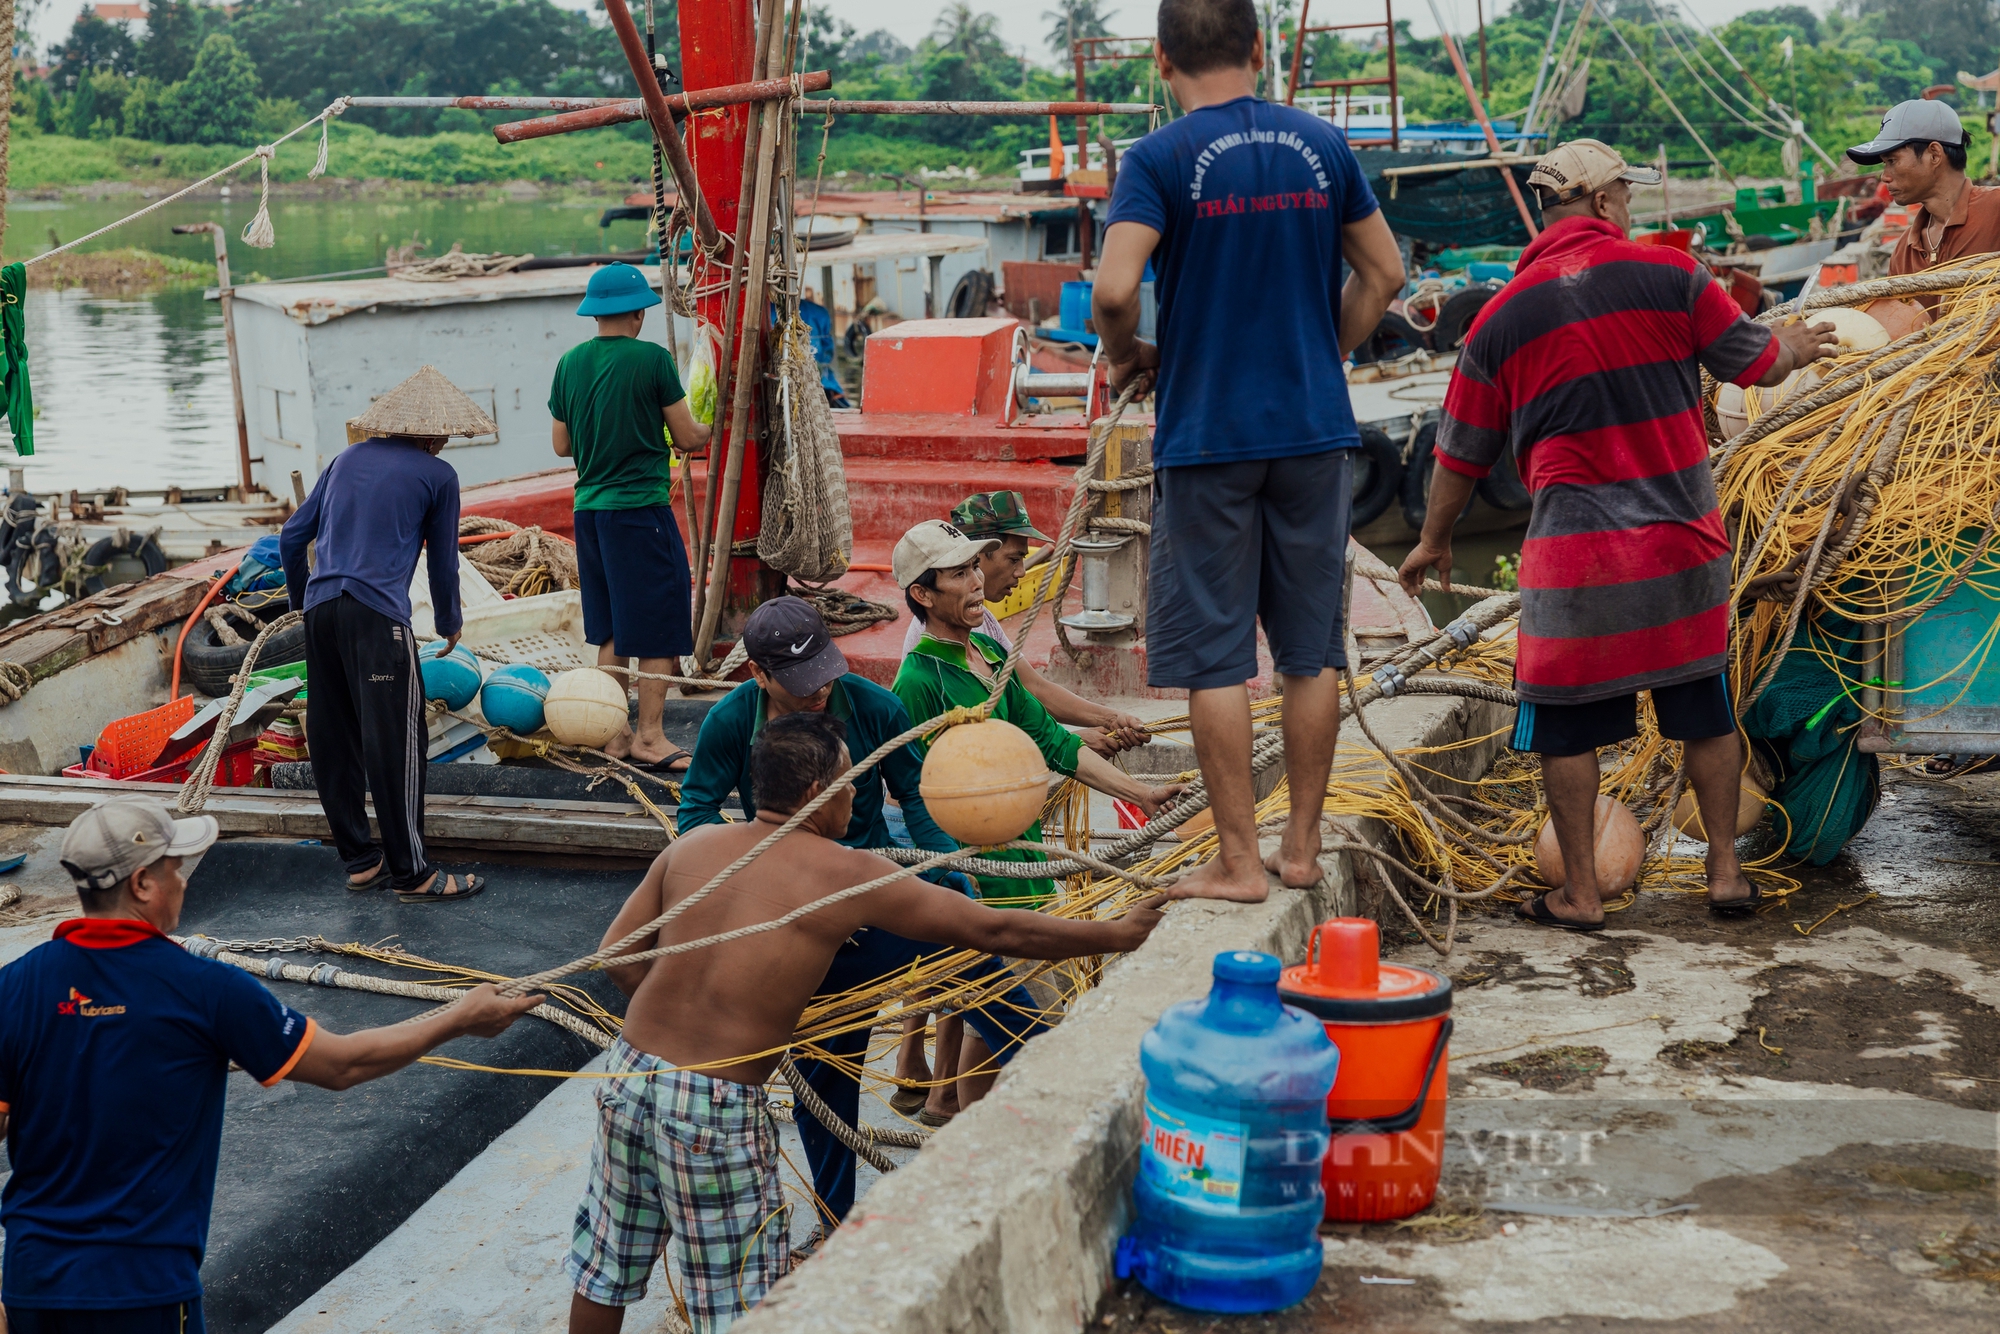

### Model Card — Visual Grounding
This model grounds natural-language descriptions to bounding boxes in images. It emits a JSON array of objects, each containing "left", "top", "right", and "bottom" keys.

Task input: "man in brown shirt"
[{"left": 1848, "top": 99, "right": 2000, "bottom": 278}]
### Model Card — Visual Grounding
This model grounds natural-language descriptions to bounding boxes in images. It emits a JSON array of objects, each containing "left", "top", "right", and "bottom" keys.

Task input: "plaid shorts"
[{"left": 567, "top": 1040, "right": 791, "bottom": 1332}]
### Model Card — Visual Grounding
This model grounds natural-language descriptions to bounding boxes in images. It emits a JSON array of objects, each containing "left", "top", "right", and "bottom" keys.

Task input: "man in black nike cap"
[{"left": 1848, "top": 99, "right": 2000, "bottom": 280}]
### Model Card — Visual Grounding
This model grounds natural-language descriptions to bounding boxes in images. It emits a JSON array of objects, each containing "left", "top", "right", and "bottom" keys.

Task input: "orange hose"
[
  {"left": 846, "top": 563, "right": 892, "bottom": 572},
  {"left": 171, "top": 563, "right": 239, "bottom": 700},
  {"left": 458, "top": 531, "right": 517, "bottom": 546}
]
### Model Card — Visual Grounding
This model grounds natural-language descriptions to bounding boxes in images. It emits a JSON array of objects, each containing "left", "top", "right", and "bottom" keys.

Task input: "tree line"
[{"left": 15, "top": 0, "right": 1997, "bottom": 179}]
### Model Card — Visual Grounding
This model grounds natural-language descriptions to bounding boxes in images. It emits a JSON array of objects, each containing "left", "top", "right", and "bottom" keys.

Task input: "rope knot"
[{"left": 931, "top": 704, "right": 992, "bottom": 734}]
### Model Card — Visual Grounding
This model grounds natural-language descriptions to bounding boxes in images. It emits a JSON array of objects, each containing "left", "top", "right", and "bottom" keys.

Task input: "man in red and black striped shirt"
[{"left": 1400, "top": 139, "right": 1835, "bottom": 929}]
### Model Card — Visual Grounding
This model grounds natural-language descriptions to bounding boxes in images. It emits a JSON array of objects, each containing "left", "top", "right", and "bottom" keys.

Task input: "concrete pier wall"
[{"left": 739, "top": 691, "right": 1508, "bottom": 1334}]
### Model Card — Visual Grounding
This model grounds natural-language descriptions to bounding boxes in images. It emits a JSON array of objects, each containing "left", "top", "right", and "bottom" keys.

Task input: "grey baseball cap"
[
  {"left": 1848, "top": 100, "right": 1966, "bottom": 164},
  {"left": 60, "top": 796, "right": 218, "bottom": 892}
]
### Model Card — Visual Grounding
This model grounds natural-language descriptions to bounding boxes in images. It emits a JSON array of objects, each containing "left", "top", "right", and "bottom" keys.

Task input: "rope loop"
[{"left": 241, "top": 146, "right": 278, "bottom": 250}]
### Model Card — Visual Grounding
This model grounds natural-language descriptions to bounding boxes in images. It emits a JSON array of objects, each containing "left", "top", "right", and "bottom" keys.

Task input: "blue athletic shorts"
[
  {"left": 1511, "top": 674, "right": 1735, "bottom": 758},
  {"left": 572, "top": 506, "right": 693, "bottom": 660},
  {"left": 1145, "top": 450, "right": 1354, "bottom": 691}
]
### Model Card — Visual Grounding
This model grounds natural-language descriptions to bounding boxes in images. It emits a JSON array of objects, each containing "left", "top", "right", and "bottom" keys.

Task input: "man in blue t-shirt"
[
  {"left": 1093, "top": 0, "right": 1406, "bottom": 902},
  {"left": 0, "top": 797, "right": 543, "bottom": 1333}
]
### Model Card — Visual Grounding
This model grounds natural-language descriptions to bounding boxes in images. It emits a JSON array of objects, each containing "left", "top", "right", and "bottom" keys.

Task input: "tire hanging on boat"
[
  {"left": 181, "top": 613, "right": 308, "bottom": 698},
  {"left": 946, "top": 269, "right": 996, "bottom": 319},
  {"left": 1349, "top": 424, "right": 1404, "bottom": 527},
  {"left": 79, "top": 530, "right": 169, "bottom": 594},
  {"left": 1400, "top": 421, "right": 1475, "bottom": 533},
  {"left": 1476, "top": 448, "right": 1532, "bottom": 512},
  {"left": 1430, "top": 284, "right": 1502, "bottom": 352}
]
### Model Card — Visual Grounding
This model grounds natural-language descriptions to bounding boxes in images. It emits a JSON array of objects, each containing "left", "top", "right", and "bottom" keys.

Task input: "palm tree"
[
  {"left": 1043, "top": 0, "right": 1117, "bottom": 58},
  {"left": 932, "top": 2, "right": 1005, "bottom": 63}
]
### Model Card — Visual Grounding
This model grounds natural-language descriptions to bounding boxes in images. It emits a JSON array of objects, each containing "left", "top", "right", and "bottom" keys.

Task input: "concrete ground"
[{"left": 1101, "top": 765, "right": 2000, "bottom": 1333}]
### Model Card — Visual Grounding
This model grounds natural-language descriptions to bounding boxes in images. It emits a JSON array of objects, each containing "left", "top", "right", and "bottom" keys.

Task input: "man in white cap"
[
  {"left": 1401, "top": 138, "right": 1836, "bottom": 932},
  {"left": 1847, "top": 100, "right": 2000, "bottom": 279},
  {"left": 0, "top": 797, "right": 541, "bottom": 1332}
]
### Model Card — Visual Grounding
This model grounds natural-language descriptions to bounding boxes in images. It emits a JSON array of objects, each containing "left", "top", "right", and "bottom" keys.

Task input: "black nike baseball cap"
[{"left": 742, "top": 596, "right": 848, "bottom": 698}]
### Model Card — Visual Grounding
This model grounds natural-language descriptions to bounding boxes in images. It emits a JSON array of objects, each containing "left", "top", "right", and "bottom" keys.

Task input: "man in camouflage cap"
[{"left": 901, "top": 490, "right": 1146, "bottom": 757}]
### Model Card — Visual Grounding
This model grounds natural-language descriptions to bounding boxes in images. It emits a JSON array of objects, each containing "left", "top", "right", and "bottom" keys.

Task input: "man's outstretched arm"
[
  {"left": 860, "top": 865, "right": 1165, "bottom": 959},
  {"left": 287, "top": 984, "right": 544, "bottom": 1091}
]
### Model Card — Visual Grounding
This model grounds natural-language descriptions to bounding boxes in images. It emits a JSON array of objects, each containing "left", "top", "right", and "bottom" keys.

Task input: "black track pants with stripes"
[{"left": 304, "top": 594, "right": 434, "bottom": 891}]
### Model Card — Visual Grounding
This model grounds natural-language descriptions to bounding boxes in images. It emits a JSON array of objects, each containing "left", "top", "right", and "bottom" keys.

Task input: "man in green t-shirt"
[
  {"left": 891, "top": 520, "right": 1184, "bottom": 906},
  {"left": 549, "top": 263, "right": 711, "bottom": 771}
]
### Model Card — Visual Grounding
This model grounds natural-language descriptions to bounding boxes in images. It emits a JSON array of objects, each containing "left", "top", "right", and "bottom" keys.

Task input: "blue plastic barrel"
[
  {"left": 1060, "top": 280, "right": 1093, "bottom": 332},
  {"left": 1116, "top": 951, "right": 1342, "bottom": 1313}
]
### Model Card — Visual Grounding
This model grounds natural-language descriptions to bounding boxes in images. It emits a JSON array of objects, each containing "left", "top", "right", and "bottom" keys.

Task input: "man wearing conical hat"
[{"left": 279, "top": 365, "right": 493, "bottom": 903}]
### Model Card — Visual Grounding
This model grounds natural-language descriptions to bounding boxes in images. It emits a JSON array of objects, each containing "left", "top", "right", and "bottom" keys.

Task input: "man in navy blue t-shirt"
[
  {"left": 0, "top": 797, "right": 543, "bottom": 1333},
  {"left": 1094, "top": 0, "right": 1406, "bottom": 902}
]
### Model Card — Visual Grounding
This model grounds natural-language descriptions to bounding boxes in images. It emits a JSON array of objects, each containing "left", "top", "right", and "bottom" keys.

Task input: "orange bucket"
[{"left": 1279, "top": 918, "right": 1452, "bottom": 1222}]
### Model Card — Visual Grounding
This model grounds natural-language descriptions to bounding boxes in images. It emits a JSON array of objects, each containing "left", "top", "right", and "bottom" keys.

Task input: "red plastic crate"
[
  {"left": 92, "top": 696, "right": 198, "bottom": 779},
  {"left": 67, "top": 737, "right": 263, "bottom": 788}
]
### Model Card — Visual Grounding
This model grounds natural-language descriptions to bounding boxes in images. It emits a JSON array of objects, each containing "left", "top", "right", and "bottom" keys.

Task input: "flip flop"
[
  {"left": 628, "top": 747, "right": 693, "bottom": 775},
  {"left": 1707, "top": 882, "right": 1764, "bottom": 917},
  {"left": 397, "top": 872, "right": 486, "bottom": 904},
  {"left": 915, "top": 1106, "right": 955, "bottom": 1128},
  {"left": 346, "top": 860, "right": 388, "bottom": 893},
  {"left": 888, "top": 1085, "right": 931, "bottom": 1115},
  {"left": 1517, "top": 894, "right": 1606, "bottom": 933}
]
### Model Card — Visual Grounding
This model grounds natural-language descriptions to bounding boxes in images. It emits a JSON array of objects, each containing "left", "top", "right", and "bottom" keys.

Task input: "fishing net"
[
  {"left": 1738, "top": 610, "right": 1880, "bottom": 866},
  {"left": 1357, "top": 150, "right": 1543, "bottom": 249},
  {"left": 757, "top": 318, "right": 852, "bottom": 583}
]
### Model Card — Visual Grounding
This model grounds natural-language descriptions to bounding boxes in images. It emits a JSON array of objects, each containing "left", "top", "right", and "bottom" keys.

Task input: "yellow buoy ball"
[
  {"left": 544, "top": 668, "right": 629, "bottom": 747},
  {"left": 919, "top": 717, "right": 1050, "bottom": 846},
  {"left": 1534, "top": 795, "right": 1645, "bottom": 894},
  {"left": 1671, "top": 777, "right": 1770, "bottom": 841}
]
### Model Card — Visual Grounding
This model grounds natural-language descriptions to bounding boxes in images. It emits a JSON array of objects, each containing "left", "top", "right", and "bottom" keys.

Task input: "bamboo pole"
[
  {"left": 0, "top": 0, "right": 11, "bottom": 258},
  {"left": 603, "top": 0, "right": 722, "bottom": 254},
  {"left": 489, "top": 72, "right": 832, "bottom": 143},
  {"left": 803, "top": 100, "right": 1155, "bottom": 115},
  {"left": 171, "top": 224, "right": 251, "bottom": 495},
  {"left": 692, "top": 0, "right": 789, "bottom": 672}
]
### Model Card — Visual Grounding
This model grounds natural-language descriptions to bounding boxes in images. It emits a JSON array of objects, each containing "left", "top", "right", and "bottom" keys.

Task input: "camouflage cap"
[{"left": 950, "top": 490, "right": 1051, "bottom": 541}]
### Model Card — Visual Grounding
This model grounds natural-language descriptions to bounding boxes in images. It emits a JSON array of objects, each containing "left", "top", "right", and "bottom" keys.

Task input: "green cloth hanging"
[{"left": 0, "top": 263, "right": 33, "bottom": 457}]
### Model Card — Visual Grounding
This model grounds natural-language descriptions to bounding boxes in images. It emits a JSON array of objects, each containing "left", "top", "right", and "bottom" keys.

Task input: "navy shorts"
[
  {"left": 6, "top": 1300, "right": 204, "bottom": 1334},
  {"left": 1145, "top": 450, "right": 1353, "bottom": 691},
  {"left": 1511, "top": 673, "right": 1736, "bottom": 757},
  {"left": 572, "top": 506, "right": 694, "bottom": 660}
]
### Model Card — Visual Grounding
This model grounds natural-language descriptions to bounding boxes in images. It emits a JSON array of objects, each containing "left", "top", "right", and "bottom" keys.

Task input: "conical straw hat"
[{"left": 349, "top": 365, "right": 498, "bottom": 439}]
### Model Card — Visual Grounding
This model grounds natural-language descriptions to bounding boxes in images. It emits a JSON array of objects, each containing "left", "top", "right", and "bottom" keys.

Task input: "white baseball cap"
[
  {"left": 892, "top": 519, "right": 999, "bottom": 589},
  {"left": 60, "top": 796, "right": 218, "bottom": 892}
]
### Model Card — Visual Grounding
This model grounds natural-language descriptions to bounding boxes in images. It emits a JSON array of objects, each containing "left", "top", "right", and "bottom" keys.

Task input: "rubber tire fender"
[
  {"left": 946, "top": 268, "right": 996, "bottom": 319},
  {"left": 1349, "top": 425, "right": 1404, "bottom": 527},
  {"left": 1431, "top": 284, "right": 1499, "bottom": 352},
  {"left": 1400, "top": 421, "right": 1476, "bottom": 533},
  {"left": 180, "top": 615, "right": 309, "bottom": 698},
  {"left": 1476, "top": 447, "right": 1532, "bottom": 512},
  {"left": 80, "top": 531, "right": 170, "bottom": 594}
]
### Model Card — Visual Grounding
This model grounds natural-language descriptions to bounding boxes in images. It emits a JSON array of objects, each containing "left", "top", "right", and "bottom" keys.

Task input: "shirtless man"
[{"left": 566, "top": 710, "right": 1164, "bottom": 1334}]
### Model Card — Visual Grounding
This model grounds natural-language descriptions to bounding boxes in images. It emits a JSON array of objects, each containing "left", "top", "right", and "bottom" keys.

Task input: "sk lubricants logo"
[{"left": 58, "top": 986, "right": 126, "bottom": 1017}]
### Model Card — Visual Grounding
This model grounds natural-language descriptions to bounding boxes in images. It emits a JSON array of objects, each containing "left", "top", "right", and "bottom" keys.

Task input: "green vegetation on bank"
[{"left": 21, "top": 0, "right": 2000, "bottom": 190}]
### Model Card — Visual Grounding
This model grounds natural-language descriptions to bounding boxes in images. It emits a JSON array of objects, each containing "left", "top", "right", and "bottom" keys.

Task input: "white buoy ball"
[{"left": 544, "top": 668, "right": 629, "bottom": 747}]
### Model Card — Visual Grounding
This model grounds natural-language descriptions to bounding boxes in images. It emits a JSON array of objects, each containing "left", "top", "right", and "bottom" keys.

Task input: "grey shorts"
[{"left": 1145, "top": 450, "right": 1354, "bottom": 691}]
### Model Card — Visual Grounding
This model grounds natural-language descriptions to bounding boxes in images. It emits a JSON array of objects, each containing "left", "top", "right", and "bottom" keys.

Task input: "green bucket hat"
[{"left": 950, "top": 490, "right": 1051, "bottom": 542}]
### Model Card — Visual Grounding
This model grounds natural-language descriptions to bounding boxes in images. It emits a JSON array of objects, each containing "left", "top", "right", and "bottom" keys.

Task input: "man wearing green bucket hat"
[
  {"left": 899, "top": 490, "right": 1150, "bottom": 756},
  {"left": 550, "top": 263, "right": 712, "bottom": 772}
]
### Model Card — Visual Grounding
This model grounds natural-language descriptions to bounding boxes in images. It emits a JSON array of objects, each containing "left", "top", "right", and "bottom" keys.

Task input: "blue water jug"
[{"left": 1116, "top": 951, "right": 1342, "bottom": 1313}]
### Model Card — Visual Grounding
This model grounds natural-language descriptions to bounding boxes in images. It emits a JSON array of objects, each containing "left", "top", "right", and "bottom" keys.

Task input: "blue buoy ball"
[
  {"left": 481, "top": 663, "right": 551, "bottom": 735},
  {"left": 418, "top": 640, "right": 482, "bottom": 710}
]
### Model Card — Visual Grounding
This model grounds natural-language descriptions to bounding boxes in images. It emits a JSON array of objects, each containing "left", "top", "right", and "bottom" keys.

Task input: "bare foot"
[
  {"left": 603, "top": 725, "right": 636, "bottom": 760},
  {"left": 1262, "top": 819, "right": 1325, "bottom": 889},
  {"left": 1168, "top": 856, "right": 1271, "bottom": 903},
  {"left": 1706, "top": 866, "right": 1757, "bottom": 907}
]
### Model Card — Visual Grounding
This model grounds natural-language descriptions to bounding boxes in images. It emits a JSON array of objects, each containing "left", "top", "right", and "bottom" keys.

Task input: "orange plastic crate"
[{"left": 92, "top": 697, "right": 198, "bottom": 779}]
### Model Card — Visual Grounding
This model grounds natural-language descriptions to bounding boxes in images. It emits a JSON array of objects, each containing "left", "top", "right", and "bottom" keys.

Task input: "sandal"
[
  {"left": 346, "top": 860, "right": 388, "bottom": 893},
  {"left": 629, "top": 747, "right": 693, "bottom": 775},
  {"left": 396, "top": 872, "right": 486, "bottom": 904},
  {"left": 888, "top": 1085, "right": 929, "bottom": 1115},
  {"left": 1516, "top": 894, "right": 1606, "bottom": 933},
  {"left": 1707, "top": 883, "right": 1764, "bottom": 917},
  {"left": 915, "top": 1106, "right": 955, "bottom": 1129}
]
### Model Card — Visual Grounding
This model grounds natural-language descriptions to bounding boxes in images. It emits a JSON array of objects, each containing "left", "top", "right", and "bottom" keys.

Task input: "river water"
[{"left": 0, "top": 190, "right": 653, "bottom": 494}]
